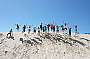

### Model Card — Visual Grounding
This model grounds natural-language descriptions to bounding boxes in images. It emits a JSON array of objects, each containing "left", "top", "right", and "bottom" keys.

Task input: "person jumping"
[{"left": 15, "top": 24, "right": 20, "bottom": 31}]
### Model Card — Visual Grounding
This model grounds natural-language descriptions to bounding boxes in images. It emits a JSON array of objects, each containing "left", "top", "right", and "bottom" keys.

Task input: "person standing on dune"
[
  {"left": 75, "top": 25, "right": 78, "bottom": 34},
  {"left": 69, "top": 28, "right": 72, "bottom": 36},
  {"left": 47, "top": 24, "right": 50, "bottom": 32},
  {"left": 44, "top": 24, "right": 47, "bottom": 32},
  {"left": 22, "top": 25, "right": 26, "bottom": 32},
  {"left": 60, "top": 23, "right": 67, "bottom": 33},
  {"left": 56, "top": 25, "right": 59, "bottom": 32},
  {"left": 38, "top": 27, "right": 40, "bottom": 35},
  {"left": 28, "top": 25, "right": 31, "bottom": 34},
  {"left": 42, "top": 26, "right": 44, "bottom": 32},
  {"left": 34, "top": 27, "right": 36, "bottom": 33},
  {"left": 53, "top": 25, "right": 55, "bottom": 32},
  {"left": 40, "top": 23, "right": 42, "bottom": 32},
  {"left": 50, "top": 24, "right": 53, "bottom": 32}
]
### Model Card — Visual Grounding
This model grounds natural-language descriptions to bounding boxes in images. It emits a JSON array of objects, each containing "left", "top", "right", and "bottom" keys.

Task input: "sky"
[{"left": 0, "top": 0, "right": 90, "bottom": 33}]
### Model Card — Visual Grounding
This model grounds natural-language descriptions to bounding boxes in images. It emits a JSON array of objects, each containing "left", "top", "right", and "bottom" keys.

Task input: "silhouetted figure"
[
  {"left": 38, "top": 27, "right": 40, "bottom": 33},
  {"left": 47, "top": 24, "right": 50, "bottom": 32},
  {"left": 53, "top": 25, "right": 55, "bottom": 32},
  {"left": 50, "top": 24, "right": 53, "bottom": 31},
  {"left": 40, "top": 23, "right": 42, "bottom": 32},
  {"left": 61, "top": 24, "right": 67, "bottom": 33},
  {"left": 7, "top": 29, "right": 13, "bottom": 37},
  {"left": 38, "top": 27, "right": 40, "bottom": 35},
  {"left": 28, "top": 25, "right": 31, "bottom": 34},
  {"left": 75, "top": 25, "right": 78, "bottom": 34},
  {"left": 42, "top": 26, "right": 44, "bottom": 32},
  {"left": 34, "top": 27, "right": 36, "bottom": 33},
  {"left": 63, "top": 23, "right": 67, "bottom": 30},
  {"left": 7, "top": 29, "right": 14, "bottom": 40},
  {"left": 22, "top": 25, "right": 26, "bottom": 32},
  {"left": 61, "top": 25, "right": 64, "bottom": 32},
  {"left": 15, "top": 24, "right": 20, "bottom": 31},
  {"left": 44, "top": 24, "right": 47, "bottom": 32},
  {"left": 56, "top": 25, "right": 59, "bottom": 32},
  {"left": 69, "top": 28, "right": 72, "bottom": 36}
]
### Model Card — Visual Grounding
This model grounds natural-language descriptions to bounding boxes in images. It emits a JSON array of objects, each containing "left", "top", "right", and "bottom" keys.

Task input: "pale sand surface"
[{"left": 0, "top": 32, "right": 90, "bottom": 59}]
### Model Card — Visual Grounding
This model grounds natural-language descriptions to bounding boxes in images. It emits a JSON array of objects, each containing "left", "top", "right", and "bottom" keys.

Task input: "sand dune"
[{"left": 0, "top": 32, "right": 90, "bottom": 59}]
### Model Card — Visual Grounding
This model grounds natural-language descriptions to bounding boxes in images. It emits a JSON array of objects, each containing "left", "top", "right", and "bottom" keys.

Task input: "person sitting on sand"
[{"left": 7, "top": 29, "right": 13, "bottom": 37}]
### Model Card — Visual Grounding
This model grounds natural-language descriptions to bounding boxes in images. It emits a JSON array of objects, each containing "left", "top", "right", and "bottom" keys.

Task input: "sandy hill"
[{"left": 0, "top": 32, "right": 90, "bottom": 59}]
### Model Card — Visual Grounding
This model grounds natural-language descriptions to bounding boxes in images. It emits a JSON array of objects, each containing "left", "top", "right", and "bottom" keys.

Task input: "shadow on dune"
[
  {"left": 69, "top": 38, "right": 86, "bottom": 46},
  {"left": 54, "top": 37, "right": 64, "bottom": 42},
  {"left": 20, "top": 38, "right": 33, "bottom": 45},
  {"left": 62, "top": 40, "right": 73, "bottom": 46},
  {"left": 6, "top": 36, "right": 15, "bottom": 40},
  {"left": 80, "top": 38, "right": 90, "bottom": 41},
  {"left": 31, "top": 39, "right": 40, "bottom": 44},
  {"left": 40, "top": 33, "right": 65, "bottom": 43},
  {"left": 34, "top": 37, "right": 42, "bottom": 42},
  {"left": 20, "top": 33, "right": 87, "bottom": 46},
  {"left": 0, "top": 33, "right": 3, "bottom": 37}
]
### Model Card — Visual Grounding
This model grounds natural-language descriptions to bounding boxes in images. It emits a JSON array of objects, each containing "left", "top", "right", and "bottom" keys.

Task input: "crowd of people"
[{"left": 7, "top": 23, "right": 78, "bottom": 37}]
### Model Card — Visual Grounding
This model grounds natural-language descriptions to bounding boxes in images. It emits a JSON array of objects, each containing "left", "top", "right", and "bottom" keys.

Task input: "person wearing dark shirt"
[
  {"left": 47, "top": 24, "right": 50, "bottom": 32},
  {"left": 75, "top": 25, "right": 78, "bottom": 34},
  {"left": 40, "top": 23, "right": 42, "bottom": 32},
  {"left": 15, "top": 24, "right": 20, "bottom": 31},
  {"left": 56, "top": 25, "right": 59, "bottom": 32},
  {"left": 53, "top": 25, "right": 55, "bottom": 32},
  {"left": 22, "top": 25, "right": 26, "bottom": 32},
  {"left": 69, "top": 28, "right": 72, "bottom": 36},
  {"left": 28, "top": 25, "right": 31, "bottom": 34},
  {"left": 44, "top": 25, "right": 47, "bottom": 32},
  {"left": 7, "top": 29, "right": 13, "bottom": 37},
  {"left": 34, "top": 27, "right": 36, "bottom": 33}
]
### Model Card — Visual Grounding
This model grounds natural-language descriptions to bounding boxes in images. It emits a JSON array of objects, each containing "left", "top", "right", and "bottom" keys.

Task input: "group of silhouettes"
[{"left": 7, "top": 23, "right": 78, "bottom": 37}]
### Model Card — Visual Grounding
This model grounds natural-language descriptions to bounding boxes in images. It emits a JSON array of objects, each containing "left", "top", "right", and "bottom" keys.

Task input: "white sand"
[{"left": 0, "top": 32, "right": 90, "bottom": 59}]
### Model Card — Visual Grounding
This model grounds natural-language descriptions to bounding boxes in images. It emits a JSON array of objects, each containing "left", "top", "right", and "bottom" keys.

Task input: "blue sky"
[{"left": 0, "top": 0, "right": 90, "bottom": 33}]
